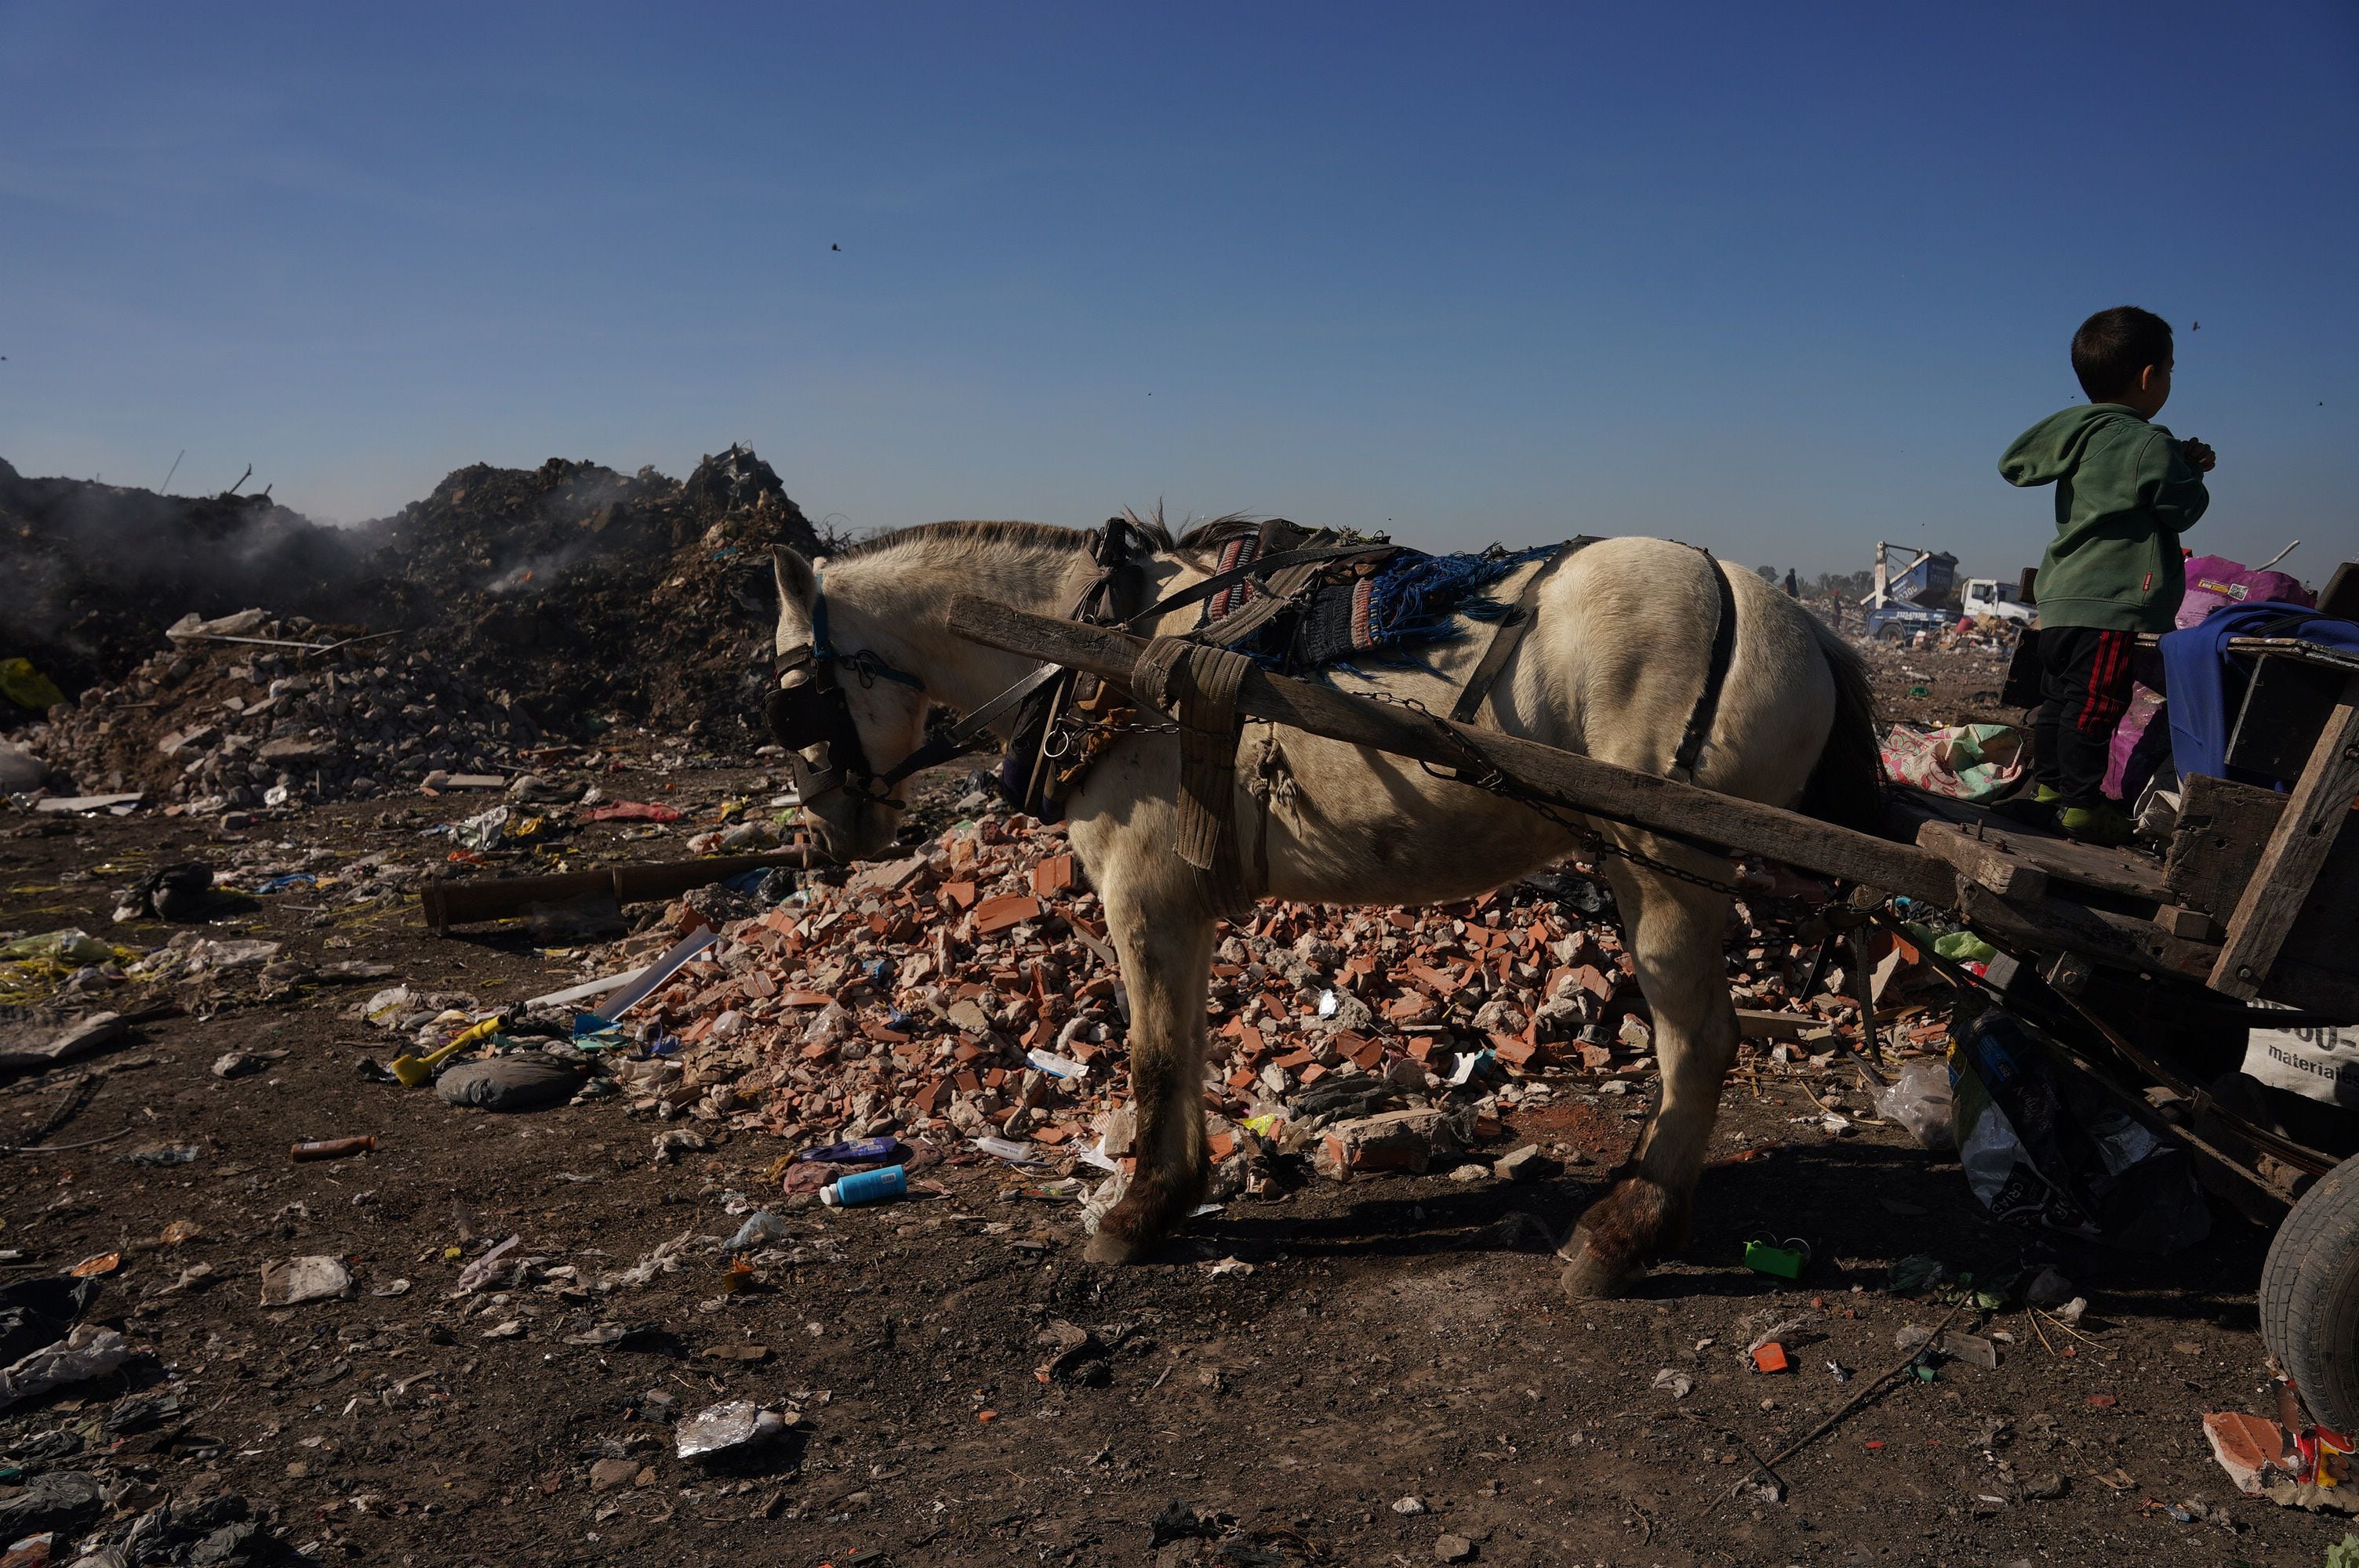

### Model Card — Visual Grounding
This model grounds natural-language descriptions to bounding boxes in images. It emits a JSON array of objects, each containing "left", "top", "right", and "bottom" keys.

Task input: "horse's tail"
[{"left": 1797, "top": 612, "right": 1887, "bottom": 835}]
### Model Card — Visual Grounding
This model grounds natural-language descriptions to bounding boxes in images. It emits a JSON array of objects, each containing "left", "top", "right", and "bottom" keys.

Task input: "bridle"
[{"left": 765, "top": 573, "right": 935, "bottom": 804}]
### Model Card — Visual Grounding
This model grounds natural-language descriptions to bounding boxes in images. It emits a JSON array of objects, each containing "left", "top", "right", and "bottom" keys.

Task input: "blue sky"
[{"left": 3, "top": 2, "right": 2354, "bottom": 583}]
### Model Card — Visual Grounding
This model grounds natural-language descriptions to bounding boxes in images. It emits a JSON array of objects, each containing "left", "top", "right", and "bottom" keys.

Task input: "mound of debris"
[
  {"left": 440, "top": 803, "right": 1889, "bottom": 1210},
  {"left": 0, "top": 455, "right": 369, "bottom": 704},
  {"left": 29, "top": 615, "right": 547, "bottom": 808},
  {"left": 2, "top": 444, "right": 829, "bottom": 748},
  {"left": 357, "top": 445, "right": 825, "bottom": 741}
]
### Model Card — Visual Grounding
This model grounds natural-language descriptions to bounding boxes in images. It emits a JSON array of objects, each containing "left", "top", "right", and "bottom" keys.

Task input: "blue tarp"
[{"left": 2161, "top": 602, "right": 2359, "bottom": 786}]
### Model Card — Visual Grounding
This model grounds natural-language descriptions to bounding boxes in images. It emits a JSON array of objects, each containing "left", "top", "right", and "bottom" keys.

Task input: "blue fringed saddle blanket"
[{"left": 1194, "top": 529, "right": 1557, "bottom": 673}]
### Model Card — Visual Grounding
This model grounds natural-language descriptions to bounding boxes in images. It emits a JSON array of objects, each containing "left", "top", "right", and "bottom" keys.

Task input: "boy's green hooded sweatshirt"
[{"left": 2000, "top": 404, "right": 2208, "bottom": 631}]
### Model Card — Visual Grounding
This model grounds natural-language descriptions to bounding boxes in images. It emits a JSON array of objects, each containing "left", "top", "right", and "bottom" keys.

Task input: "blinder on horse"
[{"left": 765, "top": 577, "right": 928, "bottom": 804}]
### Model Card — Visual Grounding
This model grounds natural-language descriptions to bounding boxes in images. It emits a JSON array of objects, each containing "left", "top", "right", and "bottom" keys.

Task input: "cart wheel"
[{"left": 2260, "top": 1152, "right": 2359, "bottom": 1431}]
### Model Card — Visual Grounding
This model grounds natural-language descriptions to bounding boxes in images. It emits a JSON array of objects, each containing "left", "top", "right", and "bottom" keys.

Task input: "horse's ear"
[{"left": 772, "top": 547, "right": 816, "bottom": 610}]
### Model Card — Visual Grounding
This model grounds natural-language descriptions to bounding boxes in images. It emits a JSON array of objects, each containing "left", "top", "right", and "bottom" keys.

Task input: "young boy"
[{"left": 1998, "top": 306, "right": 2215, "bottom": 844}]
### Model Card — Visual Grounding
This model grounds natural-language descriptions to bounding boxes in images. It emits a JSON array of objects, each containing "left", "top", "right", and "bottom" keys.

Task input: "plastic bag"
[
  {"left": 1950, "top": 1009, "right": 2208, "bottom": 1254},
  {"left": 1879, "top": 724, "right": 2026, "bottom": 802},
  {"left": 1871, "top": 1059, "right": 1955, "bottom": 1151}
]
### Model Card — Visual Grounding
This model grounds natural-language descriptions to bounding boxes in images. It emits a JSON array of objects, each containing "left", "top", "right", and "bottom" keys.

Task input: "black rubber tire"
[{"left": 2259, "top": 1152, "right": 2359, "bottom": 1431}]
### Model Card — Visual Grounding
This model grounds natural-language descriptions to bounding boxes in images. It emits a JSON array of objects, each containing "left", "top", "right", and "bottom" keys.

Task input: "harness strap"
[
  {"left": 1670, "top": 547, "right": 1740, "bottom": 781},
  {"left": 1181, "top": 555, "right": 1339, "bottom": 648},
  {"left": 1133, "top": 636, "right": 1255, "bottom": 917},
  {"left": 1447, "top": 537, "right": 1598, "bottom": 725},
  {"left": 1122, "top": 543, "right": 1391, "bottom": 631}
]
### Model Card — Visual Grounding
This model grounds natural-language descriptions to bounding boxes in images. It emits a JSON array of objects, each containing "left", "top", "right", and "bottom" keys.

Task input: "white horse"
[{"left": 769, "top": 518, "right": 1879, "bottom": 1296}]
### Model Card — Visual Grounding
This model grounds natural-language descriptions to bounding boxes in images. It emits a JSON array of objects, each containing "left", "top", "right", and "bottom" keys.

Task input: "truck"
[
  {"left": 1860, "top": 543, "right": 1957, "bottom": 641},
  {"left": 1959, "top": 575, "right": 2034, "bottom": 625}
]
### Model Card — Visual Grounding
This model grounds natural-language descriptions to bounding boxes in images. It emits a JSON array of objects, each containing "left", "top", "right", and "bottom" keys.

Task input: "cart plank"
[
  {"left": 1914, "top": 820, "right": 2171, "bottom": 902},
  {"left": 1955, "top": 883, "right": 2216, "bottom": 982},
  {"left": 2211, "top": 670, "right": 2359, "bottom": 997},
  {"left": 946, "top": 596, "right": 1961, "bottom": 906}
]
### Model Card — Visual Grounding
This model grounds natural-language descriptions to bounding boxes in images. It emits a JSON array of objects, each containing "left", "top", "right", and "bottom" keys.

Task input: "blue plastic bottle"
[{"left": 820, "top": 1165, "right": 907, "bottom": 1207}]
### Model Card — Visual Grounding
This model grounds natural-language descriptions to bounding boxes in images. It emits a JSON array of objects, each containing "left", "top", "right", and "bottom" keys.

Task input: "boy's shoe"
[
  {"left": 1992, "top": 784, "right": 2063, "bottom": 829},
  {"left": 2059, "top": 800, "right": 2138, "bottom": 847}
]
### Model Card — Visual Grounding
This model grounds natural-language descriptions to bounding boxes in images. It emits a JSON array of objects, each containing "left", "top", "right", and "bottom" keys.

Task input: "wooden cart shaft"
[{"left": 948, "top": 596, "right": 2359, "bottom": 1013}]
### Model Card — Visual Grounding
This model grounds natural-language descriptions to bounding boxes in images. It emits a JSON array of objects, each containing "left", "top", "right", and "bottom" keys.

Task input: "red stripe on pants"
[{"left": 2076, "top": 630, "right": 2130, "bottom": 733}]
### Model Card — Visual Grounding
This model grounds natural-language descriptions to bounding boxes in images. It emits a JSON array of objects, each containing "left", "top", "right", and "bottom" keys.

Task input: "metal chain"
[
  {"left": 1355, "top": 688, "right": 1753, "bottom": 898},
  {"left": 1047, "top": 680, "right": 1749, "bottom": 898}
]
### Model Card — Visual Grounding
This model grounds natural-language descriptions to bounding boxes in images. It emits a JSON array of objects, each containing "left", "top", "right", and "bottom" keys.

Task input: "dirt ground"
[{"left": 2, "top": 655, "right": 2346, "bottom": 1568}]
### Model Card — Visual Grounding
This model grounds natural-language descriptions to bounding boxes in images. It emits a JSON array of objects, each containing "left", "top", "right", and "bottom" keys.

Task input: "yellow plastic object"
[
  {"left": 391, "top": 1014, "right": 502, "bottom": 1087},
  {"left": 0, "top": 659, "right": 65, "bottom": 711}
]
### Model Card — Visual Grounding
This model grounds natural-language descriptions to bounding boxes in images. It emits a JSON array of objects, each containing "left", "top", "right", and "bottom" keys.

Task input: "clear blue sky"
[{"left": 4, "top": 2, "right": 2354, "bottom": 583}]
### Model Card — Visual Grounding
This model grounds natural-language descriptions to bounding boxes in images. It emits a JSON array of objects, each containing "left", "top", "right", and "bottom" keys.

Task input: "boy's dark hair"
[{"left": 2072, "top": 306, "right": 2173, "bottom": 400}]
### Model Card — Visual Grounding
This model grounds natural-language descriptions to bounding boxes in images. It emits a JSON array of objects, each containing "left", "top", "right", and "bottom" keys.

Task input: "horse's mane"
[
  {"left": 1125, "top": 506, "right": 1259, "bottom": 563},
  {"left": 826, "top": 518, "right": 1100, "bottom": 562},
  {"left": 824, "top": 510, "right": 1266, "bottom": 567}
]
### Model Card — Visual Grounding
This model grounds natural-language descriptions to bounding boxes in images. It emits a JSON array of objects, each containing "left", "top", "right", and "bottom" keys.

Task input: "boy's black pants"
[{"left": 2030, "top": 626, "right": 2136, "bottom": 809}]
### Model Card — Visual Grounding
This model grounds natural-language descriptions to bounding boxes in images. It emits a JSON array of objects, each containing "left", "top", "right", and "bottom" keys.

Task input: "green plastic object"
[{"left": 1743, "top": 1240, "right": 1805, "bottom": 1279}]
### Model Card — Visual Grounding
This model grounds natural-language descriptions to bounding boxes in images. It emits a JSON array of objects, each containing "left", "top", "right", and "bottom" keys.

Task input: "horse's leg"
[
  {"left": 1082, "top": 873, "right": 1217, "bottom": 1265},
  {"left": 1559, "top": 841, "right": 1739, "bottom": 1298}
]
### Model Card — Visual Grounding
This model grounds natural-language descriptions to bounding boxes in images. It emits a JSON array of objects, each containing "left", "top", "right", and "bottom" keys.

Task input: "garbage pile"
[
  {"left": 357, "top": 445, "right": 827, "bottom": 740},
  {"left": 444, "top": 804, "right": 1903, "bottom": 1205},
  {"left": 0, "top": 454, "right": 370, "bottom": 705},
  {"left": 1, "top": 443, "right": 830, "bottom": 749},
  {"left": 26, "top": 619, "right": 547, "bottom": 809}
]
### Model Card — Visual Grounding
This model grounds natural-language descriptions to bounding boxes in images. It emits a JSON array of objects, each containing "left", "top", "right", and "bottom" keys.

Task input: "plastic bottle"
[{"left": 820, "top": 1166, "right": 907, "bottom": 1207}]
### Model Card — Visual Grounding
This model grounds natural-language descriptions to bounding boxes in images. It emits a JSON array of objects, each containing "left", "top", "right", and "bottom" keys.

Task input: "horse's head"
[{"left": 767, "top": 546, "right": 929, "bottom": 863}]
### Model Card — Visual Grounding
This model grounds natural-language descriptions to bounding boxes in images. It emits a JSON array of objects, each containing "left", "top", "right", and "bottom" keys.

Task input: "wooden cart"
[{"left": 947, "top": 577, "right": 2359, "bottom": 1421}]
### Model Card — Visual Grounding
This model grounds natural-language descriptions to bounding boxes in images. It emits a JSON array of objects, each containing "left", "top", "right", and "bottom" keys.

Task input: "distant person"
[
  {"left": 1997, "top": 305, "right": 2213, "bottom": 844},
  {"left": 1783, "top": 568, "right": 1798, "bottom": 597}
]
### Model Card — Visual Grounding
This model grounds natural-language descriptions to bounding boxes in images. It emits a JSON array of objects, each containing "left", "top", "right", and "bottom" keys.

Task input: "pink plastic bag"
[{"left": 2103, "top": 555, "right": 2317, "bottom": 798}]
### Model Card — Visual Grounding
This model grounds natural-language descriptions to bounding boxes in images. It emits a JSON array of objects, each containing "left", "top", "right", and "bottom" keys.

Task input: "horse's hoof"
[
  {"left": 1557, "top": 1229, "right": 1641, "bottom": 1299},
  {"left": 1083, "top": 1228, "right": 1152, "bottom": 1265}
]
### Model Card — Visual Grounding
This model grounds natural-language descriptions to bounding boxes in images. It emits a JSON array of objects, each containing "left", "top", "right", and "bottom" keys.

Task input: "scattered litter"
[
  {"left": 0, "top": 1011, "right": 126, "bottom": 1073},
  {"left": 820, "top": 1167, "right": 907, "bottom": 1207},
  {"left": 1652, "top": 1368, "right": 1695, "bottom": 1398},
  {"left": 117, "top": 1142, "right": 199, "bottom": 1167},
  {"left": 434, "top": 1052, "right": 583, "bottom": 1111},
  {"left": 725, "top": 1211, "right": 791, "bottom": 1251},
  {"left": 257, "top": 1256, "right": 350, "bottom": 1306},
  {"left": 1871, "top": 1058, "right": 1955, "bottom": 1151},
  {"left": 1743, "top": 1236, "right": 1809, "bottom": 1279},
  {"left": 456, "top": 1235, "right": 523, "bottom": 1293},
  {"left": 675, "top": 1399, "right": 794, "bottom": 1459},
  {"left": 798, "top": 1136, "right": 902, "bottom": 1165},
  {"left": 289, "top": 1135, "right": 376, "bottom": 1162},
  {"left": 0, "top": 1323, "right": 133, "bottom": 1411}
]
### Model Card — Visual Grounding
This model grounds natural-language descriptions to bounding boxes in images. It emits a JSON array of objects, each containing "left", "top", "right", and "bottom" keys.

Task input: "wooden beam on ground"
[
  {"left": 1734, "top": 1009, "right": 1829, "bottom": 1043},
  {"left": 2212, "top": 670, "right": 2359, "bottom": 997},
  {"left": 947, "top": 595, "right": 1961, "bottom": 906}
]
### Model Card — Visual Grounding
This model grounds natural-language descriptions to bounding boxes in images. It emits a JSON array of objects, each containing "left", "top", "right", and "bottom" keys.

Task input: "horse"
[{"left": 767, "top": 517, "right": 1881, "bottom": 1297}]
